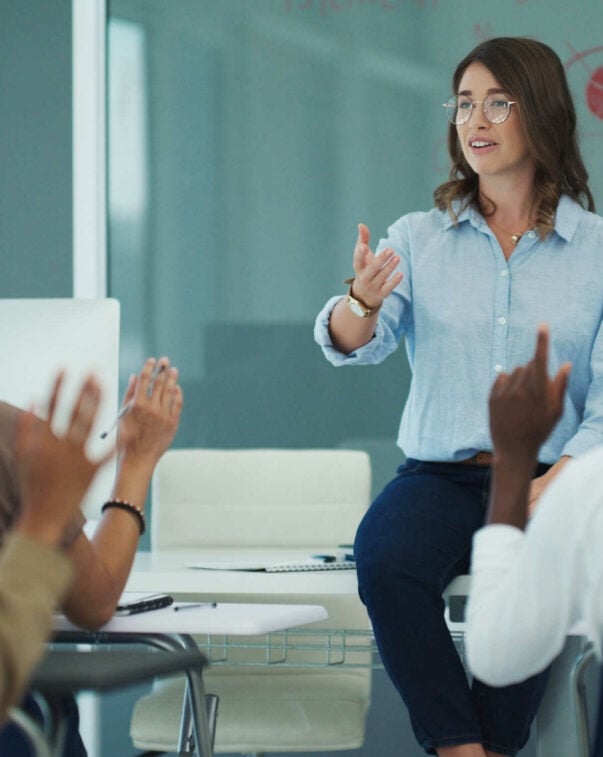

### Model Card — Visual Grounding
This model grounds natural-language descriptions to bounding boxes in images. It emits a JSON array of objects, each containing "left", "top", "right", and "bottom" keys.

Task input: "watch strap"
[{"left": 343, "top": 278, "right": 380, "bottom": 318}]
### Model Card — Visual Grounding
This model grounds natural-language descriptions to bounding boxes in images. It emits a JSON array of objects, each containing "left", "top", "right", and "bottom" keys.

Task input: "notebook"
[{"left": 188, "top": 559, "right": 356, "bottom": 573}]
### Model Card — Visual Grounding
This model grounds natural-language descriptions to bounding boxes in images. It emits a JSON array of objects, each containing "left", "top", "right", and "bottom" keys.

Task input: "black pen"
[
  {"left": 100, "top": 363, "right": 166, "bottom": 438},
  {"left": 173, "top": 602, "right": 217, "bottom": 612}
]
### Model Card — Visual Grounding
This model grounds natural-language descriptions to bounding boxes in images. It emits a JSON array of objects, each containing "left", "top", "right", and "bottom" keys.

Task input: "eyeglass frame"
[{"left": 442, "top": 94, "right": 518, "bottom": 125}]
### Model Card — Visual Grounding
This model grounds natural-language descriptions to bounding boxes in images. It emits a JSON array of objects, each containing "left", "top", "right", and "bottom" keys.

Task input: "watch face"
[{"left": 347, "top": 297, "right": 368, "bottom": 318}]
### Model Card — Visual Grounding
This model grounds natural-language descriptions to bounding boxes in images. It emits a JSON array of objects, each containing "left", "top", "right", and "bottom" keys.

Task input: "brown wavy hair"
[{"left": 433, "top": 37, "right": 595, "bottom": 237}]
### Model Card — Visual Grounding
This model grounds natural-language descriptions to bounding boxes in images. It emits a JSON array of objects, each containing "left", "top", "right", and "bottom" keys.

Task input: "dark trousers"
[
  {"left": 354, "top": 459, "right": 550, "bottom": 755},
  {"left": 0, "top": 692, "right": 87, "bottom": 756}
]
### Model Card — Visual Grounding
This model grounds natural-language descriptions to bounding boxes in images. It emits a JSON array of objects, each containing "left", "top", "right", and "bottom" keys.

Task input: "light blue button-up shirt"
[{"left": 314, "top": 196, "right": 603, "bottom": 463}]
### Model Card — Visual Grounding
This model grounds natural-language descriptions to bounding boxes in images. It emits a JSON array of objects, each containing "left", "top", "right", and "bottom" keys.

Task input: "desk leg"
[
  {"left": 184, "top": 670, "right": 215, "bottom": 757},
  {"left": 177, "top": 685, "right": 193, "bottom": 753},
  {"left": 535, "top": 636, "right": 592, "bottom": 757},
  {"left": 176, "top": 684, "right": 218, "bottom": 757},
  {"left": 86, "top": 632, "right": 214, "bottom": 757},
  {"left": 132, "top": 633, "right": 215, "bottom": 757}
]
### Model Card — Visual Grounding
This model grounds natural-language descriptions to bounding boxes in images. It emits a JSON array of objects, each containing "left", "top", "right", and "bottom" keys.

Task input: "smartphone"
[{"left": 115, "top": 593, "right": 174, "bottom": 616}]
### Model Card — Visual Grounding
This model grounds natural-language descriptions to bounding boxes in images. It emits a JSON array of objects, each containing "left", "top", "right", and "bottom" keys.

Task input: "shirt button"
[
  {"left": 500, "top": 269, "right": 508, "bottom": 277},
  {"left": 494, "top": 364, "right": 503, "bottom": 373},
  {"left": 498, "top": 316, "right": 507, "bottom": 325},
  {"left": 527, "top": 231, "right": 536, "bottom": 239}
]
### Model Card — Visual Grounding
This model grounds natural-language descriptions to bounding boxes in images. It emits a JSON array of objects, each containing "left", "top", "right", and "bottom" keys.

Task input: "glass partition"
[{"left": 107, "top": 0, "right": 603, "bottom": 499}]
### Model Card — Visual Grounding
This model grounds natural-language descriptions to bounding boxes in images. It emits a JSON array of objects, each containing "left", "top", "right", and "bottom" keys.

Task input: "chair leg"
[
  {"left": 7, "top": 707, "right": 53, "bottom": 757},
  {"left": 571, "top": 642, "right": 597, "bottom": 757}
]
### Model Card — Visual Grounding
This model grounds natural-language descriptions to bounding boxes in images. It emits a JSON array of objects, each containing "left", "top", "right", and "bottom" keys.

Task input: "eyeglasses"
[{"left": 442, "top": 95, "right": 517, "bottom": 125}]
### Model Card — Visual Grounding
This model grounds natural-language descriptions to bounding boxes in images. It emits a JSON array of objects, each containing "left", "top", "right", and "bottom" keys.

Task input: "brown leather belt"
[{"left": 457, "top": 451, "right": 494, "bottom": 466}]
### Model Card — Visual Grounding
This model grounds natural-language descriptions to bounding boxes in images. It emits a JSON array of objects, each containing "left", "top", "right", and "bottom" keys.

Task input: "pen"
[
  {"left": 100, "top": 402, "right": 130, "bottom": 439},
  {"left": 100, "top": 363, "right": 166, "bottom": 438},
  {"left": 173, "top": 602, "right": 217, "bottom": 612}
]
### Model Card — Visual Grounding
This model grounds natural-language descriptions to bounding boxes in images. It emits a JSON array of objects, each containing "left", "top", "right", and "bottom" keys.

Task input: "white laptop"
[{"left": 0, "top": 298, "right": 120, "bottom": 517}]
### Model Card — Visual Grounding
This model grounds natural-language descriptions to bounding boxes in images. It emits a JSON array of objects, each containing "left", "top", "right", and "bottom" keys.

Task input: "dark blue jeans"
[
  {"left": 355, "top": 459, "right": 550, "bottom": 756},
  {"left": 0, "top": 692, "right": 87, "bottom": 756}
]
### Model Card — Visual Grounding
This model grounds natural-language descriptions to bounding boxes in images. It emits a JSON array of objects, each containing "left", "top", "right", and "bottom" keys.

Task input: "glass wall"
[{"left": 107, "top": 0, "right": 603, "bottom": 499}]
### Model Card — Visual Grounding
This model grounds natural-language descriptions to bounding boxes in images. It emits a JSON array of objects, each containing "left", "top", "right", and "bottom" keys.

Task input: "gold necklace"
[{"left": 489, "top": 217, "right": 534, "bottom": 246}]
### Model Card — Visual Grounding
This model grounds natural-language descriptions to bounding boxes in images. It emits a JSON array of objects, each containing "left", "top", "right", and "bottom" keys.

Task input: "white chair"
[{"left": 130, "top": 448, "right": 373, "bottom": 757}]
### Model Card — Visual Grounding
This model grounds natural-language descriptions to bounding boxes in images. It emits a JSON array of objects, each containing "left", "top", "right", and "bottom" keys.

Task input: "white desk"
[
  {"left": 125, "top": 548, "right": 362, "bottom": 598},
  {"left": 125, "top": 551, "right": 593, "bottom": 757},
  {"left": 52, "top": 600, "right": 328, "bottom": 757},
  {"left": 54, "top": 601, "right": 328, "bottom": 637},
  {"left": 125, "top": 548, "right": 468, "bottom": 656}
]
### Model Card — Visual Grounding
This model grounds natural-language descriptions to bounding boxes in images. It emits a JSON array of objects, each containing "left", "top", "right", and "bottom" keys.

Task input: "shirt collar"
[
  {"left": 553, "top": 195, "right": 583, "bottom": 242},
  {"left": 441, "top": 201, "right": 481, "bottom": 232},
  {"left": 441, "top": 194, "right": 584, "bottom": 242}
]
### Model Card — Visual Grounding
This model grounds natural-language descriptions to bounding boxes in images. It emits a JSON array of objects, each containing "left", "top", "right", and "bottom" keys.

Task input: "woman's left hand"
[{"left": 527, "top": 456, "right": 572, "bottom": 517}]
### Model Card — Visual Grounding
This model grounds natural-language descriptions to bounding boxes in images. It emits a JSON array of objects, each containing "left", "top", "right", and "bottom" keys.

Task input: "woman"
[
  {"left": 0, "top": 357, "right": 182, "bottom": 756},
  {"left": 314, "top": 37, "right": 603, "bottom": 756}
]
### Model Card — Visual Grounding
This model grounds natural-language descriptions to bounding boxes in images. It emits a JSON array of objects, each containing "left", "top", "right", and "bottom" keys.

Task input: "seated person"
[
  {"left": 465, "top": 325, "right": 603, "bottom": 754},
  {"left": 0, "top": 356, "right": 182, "bottom": 754},
  {"left": 0, "top": 372, "right": 111, "bottom": 721}
]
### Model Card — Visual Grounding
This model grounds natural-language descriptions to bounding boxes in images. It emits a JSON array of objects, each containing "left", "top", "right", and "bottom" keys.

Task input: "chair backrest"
[
  {"left": 151, "top": 448, "right": 371, "bottom": 549},
  {"left": 0, "top": 298, "right": 120, "bottom": 517}
]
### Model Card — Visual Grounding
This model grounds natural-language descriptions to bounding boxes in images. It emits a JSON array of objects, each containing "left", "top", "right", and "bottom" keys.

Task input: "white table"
[
  {"left": 125, "top": 550, "right": 594, "bottom": 757},
  {"left": 125, "top": 548, "right": 362, "bottom": 598},
  {"left": 122, "top": 550, "right": 469, "bottom": 658},
  {"left": 54, "top": 600, "right": 328, "bottom": 637},
  {"left": 52, "top": 599, "right": 328, "bottom": 757},
  {"left": 125, "top": 548, "right": 374, "bottom": 665}
]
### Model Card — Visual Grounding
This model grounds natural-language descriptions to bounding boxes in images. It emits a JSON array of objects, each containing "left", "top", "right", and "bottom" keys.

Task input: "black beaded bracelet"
[{"left": 101, "top": 499, "right": 146, "bottom": 536}]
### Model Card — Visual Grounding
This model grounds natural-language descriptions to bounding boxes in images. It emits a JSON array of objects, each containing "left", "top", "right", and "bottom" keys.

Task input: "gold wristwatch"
[{"left": 344, "top": 278, "right": 379, "bottom": 319}]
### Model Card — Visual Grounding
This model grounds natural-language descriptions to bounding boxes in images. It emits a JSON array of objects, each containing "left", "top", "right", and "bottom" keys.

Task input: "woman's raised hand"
[{"left": 350, "top": 223, "right": 403, "bottom": 308}]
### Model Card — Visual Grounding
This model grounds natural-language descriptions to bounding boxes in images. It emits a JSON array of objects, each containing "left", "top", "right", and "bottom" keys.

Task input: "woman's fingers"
[
  {"left": 372, "top": 251, "right": 402, "bottom": 290},
  {"left": 147, "top": 358, "right": 171, "bottom": 404},
  {"left": 157, "top": 366, "right": 179, "bottom": 410},
  {"left": 68, "top": 376, "right": 102, "bottom": 443},
  {"left": 46, "top": 371, "right": 65, "bottom": 425},
  {"left": 357, "top": 223, "right": 370, "bottom": 246},
  {"left": 351, "top": 222, "right": 402, "bottom": 304},
  {"left": 353, "top": 224, "right": 374, "bottom": 272}
]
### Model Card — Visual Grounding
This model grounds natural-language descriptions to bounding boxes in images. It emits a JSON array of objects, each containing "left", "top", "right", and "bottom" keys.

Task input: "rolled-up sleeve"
[{"left": 313, "top": 296, "right": 404, "bottom": 366}]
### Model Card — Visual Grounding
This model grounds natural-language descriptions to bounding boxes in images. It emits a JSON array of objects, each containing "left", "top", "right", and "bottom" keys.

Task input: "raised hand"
[
  {"left": 57, "top": 360, "right": 182, "bottom": 628},
  {"left": 489, "top": 325, "right": 571, "bottom": 464},
  {"left": 349, "top": 223, "right": 403, "bottom": 309},
  {"left": 116, "top": 357, "right": 183, "bottom": 468},
  {"left": 15, "top": 373, "right": 115, "bottom": 546}
]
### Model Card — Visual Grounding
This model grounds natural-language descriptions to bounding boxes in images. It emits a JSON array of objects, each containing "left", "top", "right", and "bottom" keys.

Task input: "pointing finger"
[{"left": 533, "top": 324, "right": 549, "bottom": 374}]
